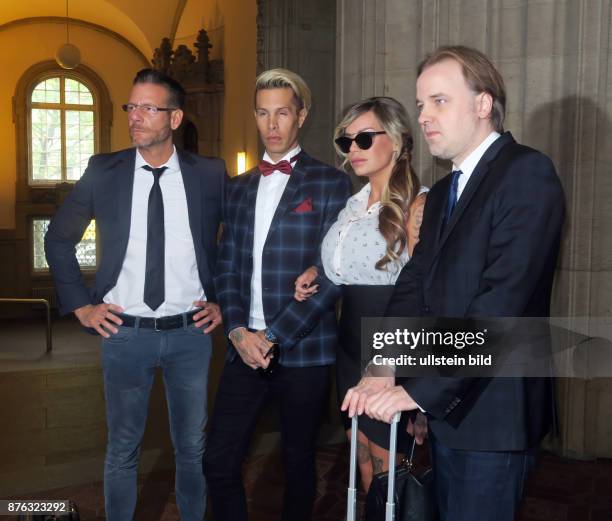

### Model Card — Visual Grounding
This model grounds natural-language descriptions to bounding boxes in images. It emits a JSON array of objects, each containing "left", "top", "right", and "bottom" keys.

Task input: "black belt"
[{"left": 118, "top": 309, "right": 199, "bottom": 331}]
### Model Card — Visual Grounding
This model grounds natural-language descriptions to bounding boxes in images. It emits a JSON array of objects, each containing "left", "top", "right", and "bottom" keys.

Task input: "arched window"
[
  {"left": 14, "top": 62, "right": 112, "bottom": 275},
  {"left": 28, "top": 74, "right": 98, "bottom": 185}
]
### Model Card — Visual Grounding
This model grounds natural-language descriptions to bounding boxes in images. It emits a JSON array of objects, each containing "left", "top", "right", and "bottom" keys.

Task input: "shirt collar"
[
  {"left": 135, "top": 145, "right": 179, "bottom": 173},
  {"left": 347, "top": 183, "right": 380, "bottom": 215},
  {"left": 453, "top": 131, "right": 500, "bottom": 176},
  {"left": 262, "top": 144, "right": 302, "bottom": 165}
]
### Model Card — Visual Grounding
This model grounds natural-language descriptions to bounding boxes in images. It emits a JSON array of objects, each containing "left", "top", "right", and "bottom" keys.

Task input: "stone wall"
[{"left": 257, "top": 0, "right": 338, "bottom": 164}]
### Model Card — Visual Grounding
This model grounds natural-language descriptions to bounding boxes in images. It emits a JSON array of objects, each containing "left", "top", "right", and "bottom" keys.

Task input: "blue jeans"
[{"left": 101, "top": 319, "right": 212, "bottom": 521}]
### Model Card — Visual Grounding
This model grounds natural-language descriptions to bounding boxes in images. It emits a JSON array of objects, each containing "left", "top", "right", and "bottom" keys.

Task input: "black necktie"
[
  {"left": 443, "top": 169, "right": 462, "bottom": 229},
  {"left": 142, "top": 164, "right": 168, "bottom": 311}
]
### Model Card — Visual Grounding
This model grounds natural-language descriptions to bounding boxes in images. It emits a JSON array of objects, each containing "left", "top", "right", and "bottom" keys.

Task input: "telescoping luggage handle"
[{"left": 347, "top": 412, "right": 401, "bottom": 521}]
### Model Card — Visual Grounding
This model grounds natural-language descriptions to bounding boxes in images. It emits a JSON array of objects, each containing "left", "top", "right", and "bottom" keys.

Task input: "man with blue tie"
[
  {"left": 205, "top": 68, "right": 351, "bottom": 521},
  {"left": 45, "top": 69, "right": 225, "bottom": 521},
  {"left": 343, "top": 46, "right": 566, "bottom": 520}
]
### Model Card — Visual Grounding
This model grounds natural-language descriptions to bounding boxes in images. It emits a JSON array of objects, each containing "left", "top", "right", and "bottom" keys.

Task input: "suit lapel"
[
  {"left": 431, "top": 175, "right": 452, "bottom": 245},
  {"left": 243, "top": 169, "right": 261, "bottom": 253},
  {"left": 265, "top": 156, "right": 306, "bottom": 239},
  {"left": 178, "top": 150, "right": 202, "bottom": 252},
  {"left": 114, "top": 149, "right": 136, "bottom": 259},
  {"left": 432, "top": 133, "right": 514, "bottom": 261}
]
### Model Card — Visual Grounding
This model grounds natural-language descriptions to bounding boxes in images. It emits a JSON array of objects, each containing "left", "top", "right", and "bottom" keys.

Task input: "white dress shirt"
[
  {"left": 454, "top": 131, "right": 501, "bottom": 201},
  {"left": 248, "top": 145, "right": 301, "bottom": 330},
  {"left": 103, "top": 146, "right": 205, "bottom": 317}
]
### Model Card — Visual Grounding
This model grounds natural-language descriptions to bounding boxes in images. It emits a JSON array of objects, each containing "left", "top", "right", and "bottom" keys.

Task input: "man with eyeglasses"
[{"left": 45, "top": 68, "right": 225, "bottom": 521}]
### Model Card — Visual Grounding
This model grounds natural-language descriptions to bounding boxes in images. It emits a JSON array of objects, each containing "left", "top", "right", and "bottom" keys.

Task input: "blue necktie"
[
  {"left": 443, "top": 170, "right": 462, "bottom": 229},
  {"left": 142, "top": 165, "right": 168, "bottom": 311}
]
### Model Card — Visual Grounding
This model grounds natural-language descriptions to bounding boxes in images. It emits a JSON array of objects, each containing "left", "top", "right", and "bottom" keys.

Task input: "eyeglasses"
[
  {"left": 121, "top": 103, "right": 177, "bottom": 115},
  {"left": 334, "top": 131, "right": 387, "bottom": 154}
]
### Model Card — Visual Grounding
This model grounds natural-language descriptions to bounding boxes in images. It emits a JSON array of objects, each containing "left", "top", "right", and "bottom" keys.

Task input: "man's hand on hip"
[
  {"left": 192, "top": 301, "right": 222, "bottom": 333},
  {"left": 74, "top": 303, "right": 124, "bottom": 338},
  {"left": 229, "top": 327, "right": 272, "bottom": 370}
]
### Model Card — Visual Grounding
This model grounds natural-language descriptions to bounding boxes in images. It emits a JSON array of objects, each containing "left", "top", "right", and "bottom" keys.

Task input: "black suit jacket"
[
  {"left": 45, "top": 147, "right": 226, "bottom": 315},
  {"left": 388, "top": 132, "right": 565, "bottom": 450}
]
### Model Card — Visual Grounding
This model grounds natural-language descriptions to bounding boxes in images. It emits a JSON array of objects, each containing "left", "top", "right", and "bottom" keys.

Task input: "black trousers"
[
  {"left": 204, "top": 358, "right": 330, "bottom": 521},
  {"left": 430, "top": 431, "right": 537, "bottom": 521}
]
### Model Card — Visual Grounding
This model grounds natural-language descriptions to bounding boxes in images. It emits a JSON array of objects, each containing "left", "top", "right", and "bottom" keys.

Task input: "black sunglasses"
[{"left": 335, "top": 131, "right": 387, "bottom": 154}]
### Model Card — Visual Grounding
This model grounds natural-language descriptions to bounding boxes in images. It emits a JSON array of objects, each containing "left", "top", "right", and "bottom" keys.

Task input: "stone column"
[{"left": 257, "top": 0, "right": 338, "bottom": 164}]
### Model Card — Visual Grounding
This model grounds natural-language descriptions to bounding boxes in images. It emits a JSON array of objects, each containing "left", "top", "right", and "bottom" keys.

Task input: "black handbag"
[{"left": 365, "top": 437, "right": 438, "bottom": 521}]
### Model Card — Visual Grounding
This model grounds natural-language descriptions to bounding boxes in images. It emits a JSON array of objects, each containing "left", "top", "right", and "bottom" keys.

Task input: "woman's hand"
[{"left": 294, "top": 266, "right": 319, "bottom": 301}]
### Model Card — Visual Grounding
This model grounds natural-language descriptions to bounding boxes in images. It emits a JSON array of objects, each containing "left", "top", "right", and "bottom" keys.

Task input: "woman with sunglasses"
[{"left": 294, "top": 96, "right": 428, "bottom": 491}]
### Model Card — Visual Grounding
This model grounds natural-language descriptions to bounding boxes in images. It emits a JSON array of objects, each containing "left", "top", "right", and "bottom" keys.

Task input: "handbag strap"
[{"left": 404, "top": 436, "right": 417, "bottom": 470}]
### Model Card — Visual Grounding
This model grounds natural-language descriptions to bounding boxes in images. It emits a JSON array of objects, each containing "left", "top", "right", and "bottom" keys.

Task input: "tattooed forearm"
[
  {"left": 372, "top": 454, "right": 384, "bottom": 475},
  {"left": 229, "top": 327, "right": 245, "bottom": 344},
  {"left": 357, "top": 441, "right": 371, "bottom": 465}
]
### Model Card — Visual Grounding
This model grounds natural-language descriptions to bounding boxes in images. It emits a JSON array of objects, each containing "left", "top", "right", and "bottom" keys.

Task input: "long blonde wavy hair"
[{"left": 334, "top": 97, "right": 421, "bottom": 270}]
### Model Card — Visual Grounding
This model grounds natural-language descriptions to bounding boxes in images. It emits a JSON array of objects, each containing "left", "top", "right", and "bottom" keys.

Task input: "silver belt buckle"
[{"left": 154, "top": 317, "right": 161, "bottom": 332}]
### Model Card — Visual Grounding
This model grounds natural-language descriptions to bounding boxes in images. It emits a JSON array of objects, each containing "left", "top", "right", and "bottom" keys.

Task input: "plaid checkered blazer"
[{"left": 215, "top": 151, "right": 352, "bottom": 367}]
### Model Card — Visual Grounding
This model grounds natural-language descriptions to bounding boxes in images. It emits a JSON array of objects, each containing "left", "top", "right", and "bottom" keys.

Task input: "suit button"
[
  {"left": 422, "top": 306, "right": 430, "bottom": 313},
  {"left": 263, "top": 287, "right": 269, "bottom": 291}
]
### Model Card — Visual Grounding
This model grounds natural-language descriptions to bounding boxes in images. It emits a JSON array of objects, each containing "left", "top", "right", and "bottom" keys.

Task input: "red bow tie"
[
  {"left": 259, "top": 160, "right": 292, "bottom": 176},
  {"left": 258, "top": 153, "right": 300, "bottom": 176}
]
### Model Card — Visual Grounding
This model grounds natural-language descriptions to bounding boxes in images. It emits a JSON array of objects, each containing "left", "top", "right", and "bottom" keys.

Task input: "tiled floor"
[{"left": 4, "top": 446, "right": 612, "bottom": 521}]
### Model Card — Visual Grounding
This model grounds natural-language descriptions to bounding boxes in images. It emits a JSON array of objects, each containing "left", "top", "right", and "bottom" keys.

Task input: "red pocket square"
[{"left": 293, "top": 197, "right": 313, "bottom": 213}]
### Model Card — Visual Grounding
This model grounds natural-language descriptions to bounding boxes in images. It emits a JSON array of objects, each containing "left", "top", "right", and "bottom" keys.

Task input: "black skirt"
[{"left": 336, "top": 284, "right": 411, "bottom": 453}]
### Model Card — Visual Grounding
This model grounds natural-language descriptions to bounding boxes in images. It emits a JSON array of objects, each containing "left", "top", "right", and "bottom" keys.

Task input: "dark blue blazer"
[
  {"left": 388, "top": 132, "right": 566, "bottom": 450},
  {"left": 215, "top": 151, "right": 352, "bottom": 367},
  {"left": 45, "top": 147, "right": 226, "bottom": 316}
]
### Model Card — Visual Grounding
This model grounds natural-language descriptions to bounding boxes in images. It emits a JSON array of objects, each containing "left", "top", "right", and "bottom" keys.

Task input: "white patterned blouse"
[{"left": 321, "top": 182, "right": 429, "bottom": 285}]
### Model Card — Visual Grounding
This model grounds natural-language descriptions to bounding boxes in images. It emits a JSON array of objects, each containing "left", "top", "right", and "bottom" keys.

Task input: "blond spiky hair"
[{"left": 254, "top": 68, "right": 312, "bottom": 112}]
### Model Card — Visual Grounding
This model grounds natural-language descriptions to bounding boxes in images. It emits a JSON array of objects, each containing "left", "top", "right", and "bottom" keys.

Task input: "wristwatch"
[{"left": 264, "top": 327, "right": 278, "bottom": 344}]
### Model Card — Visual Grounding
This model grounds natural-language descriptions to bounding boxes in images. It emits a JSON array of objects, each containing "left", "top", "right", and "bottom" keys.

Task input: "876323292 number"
[{"left": 0, "top": 500, "right": 70, "bottom": 515}]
